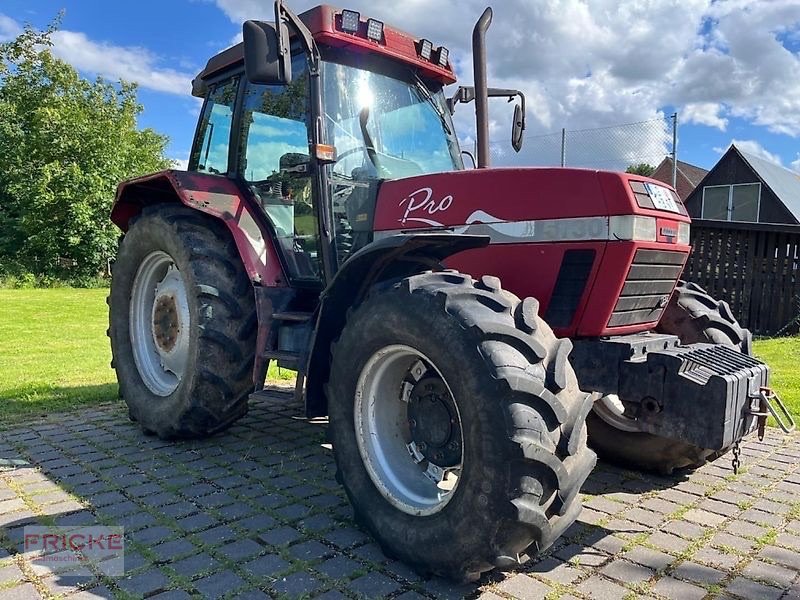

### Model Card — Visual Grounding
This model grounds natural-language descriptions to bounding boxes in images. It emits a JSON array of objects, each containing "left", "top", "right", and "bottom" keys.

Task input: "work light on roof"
[
  {"left": 341, "top": 9, "right": 360, "bottom": 33},
  {"left": 418, "top": 39, "right": 433, "bottom": 60},
  {"left": 435, "top": 46, "right": 449, "bottom": 68},
  {"left": 366, "top": 18, "right": 384, "bottom": 41}
]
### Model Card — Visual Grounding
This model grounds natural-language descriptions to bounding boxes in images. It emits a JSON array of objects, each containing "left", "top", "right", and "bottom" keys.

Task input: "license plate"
[{"left": 645, "top": 183, "right": 679, "bottom": 213}]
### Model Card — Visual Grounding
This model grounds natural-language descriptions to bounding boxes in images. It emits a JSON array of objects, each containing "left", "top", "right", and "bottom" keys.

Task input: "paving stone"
[
  {"left": 711, "top": 531, "right": 757, "bottom": 553},
  {"left": 169, "top": 553, "right": 220, "bottom": 578},
  {"left": 42, "top": 572, "right": 97, "bottom": 596},
  {"left": 497, "top": 573, "right": 550, "bottom": 599},
  {"left": 661, "top": 519, "right": 707, "bottom": 540},
  {"left": 600, "top": 559, "right": 654, "bottom": 584},
  {"left": 131, "top": 525, "right": 176, "bottom": 545},
  {"left": 683, "top": 508, "right": 727, "bottom": 526},
  {"left": 575, "top": 574, "right": 628, "bottom": 600},
  {"left": 176, "top": 512, "right": 217, "bottom": 533},
  {"left": 219, "top": 538, "right": 263, "bottom": 561},
  {"left": 287, "top": 540, "right": 332, "bottom": 562},
  {"left": 529, "top": 556, "right": 583, "bottom": 585},
  {"left": 317, "top": 554, "right": 363, "bottom": 579},
  {"left": 584, "top": 496, "right": 625, "bottom": 515},
  {"left": 235, "top": 513, "right": 278, "bottom": 533},
  {"left": 641, "top": 497, "right": 682, "bottom": 514},
  {"left": 740, "top": 508, "right": 784, "bottom": 527},
  {"left": 699, "top": 498, "right": 741, "bottom": 517},
  {"left": 195, "top": 571, "right": 247, "bottom": 599},
  {"left": 70, "top": 585, "right": 115, "bottom": 599},
  {"left": 152, "top": 538, "right": 197, "bottom": 562},
  {"left": 323, "top": 527, "right": 370, "bottom": 549},
  {"left": 623, "top": 546, "right": 676, "bottom": 571},
  {"left": 646, "top": 531, "right": 691, "bottom": 554},
  {"left": 624, "top": 507, "right": 663, "bottom": 527},
  {"left": 150, "top": 591, "right": 193, "bottom": 600},
  {"left": 349, "top": 572, "right": 401, "bottom": 598},
  {"left": 651, "top": 575, "right": 706, "bottom": 600},
  {"left": 118, "top": 569, "right": 170, "bottom": 596},
  {"left": 2, "top": 583, "right": 43, "bottom": 599},
  {"left": 741, "top": 559, "right": 796, "bottom": 588},
  {"left": 258, "top": 526, "right": 302, "bottom": 547},
  {"left": 242, "top": 553, "right": 290, "bottom": 578},
  {"left": 671, "top": 560, "right": 726, "bottom": 585},
  {"left": 692, "top": 545, "right": 741, "bottom": 570},
  {"left": 554, "top": 543, "right": 610, "bottom": 567},
  {"left": 726, "top": 576, "right": 784, "bottom": 600},
  {"left": 723, "top": 519, "right": 768, "bottom": 540},
  {"left": 231, "top": 590, "right": 271, "bottom": 600},
  {"left": 776, "top": 532, "right": 800, "bottom": 549},
  {"left": 759, "top": 544, "right": 800, "bottom": 570},
  {"left": 196, "top": 525, "right": 238, "bottom": 546},
  {"left": 0, "top": 563, "right": 24, "bottom": 583},
  {"left": 271, "top": 571, "right": 321, "bottom": 597}
]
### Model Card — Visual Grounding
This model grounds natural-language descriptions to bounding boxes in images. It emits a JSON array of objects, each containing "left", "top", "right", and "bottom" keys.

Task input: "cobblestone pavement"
[{"left": 1, "top": 390, "right": 799, "bottom": 600}]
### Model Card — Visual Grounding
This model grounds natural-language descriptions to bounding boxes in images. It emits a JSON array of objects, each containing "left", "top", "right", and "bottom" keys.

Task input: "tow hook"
[
  {"left": 733, "top": 387, "right": 796, "bottom": 475},
  {"left": 750, "top": 387, "right": 796, "bottom": 440}
]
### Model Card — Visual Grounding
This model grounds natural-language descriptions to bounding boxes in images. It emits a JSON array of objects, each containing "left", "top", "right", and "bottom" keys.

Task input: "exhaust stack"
[{"left": 472, "top": 7, "right": 492, "bottom": 168}]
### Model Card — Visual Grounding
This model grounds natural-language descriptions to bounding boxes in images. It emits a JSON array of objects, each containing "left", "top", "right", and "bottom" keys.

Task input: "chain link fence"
[{"left": 487, "top": 115, "right": 678, "bottom": 180}]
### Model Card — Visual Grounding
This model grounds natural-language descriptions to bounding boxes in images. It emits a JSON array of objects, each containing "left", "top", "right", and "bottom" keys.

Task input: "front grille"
[{"left": 608, "top": 249, "right": 686, "bottom": 327}]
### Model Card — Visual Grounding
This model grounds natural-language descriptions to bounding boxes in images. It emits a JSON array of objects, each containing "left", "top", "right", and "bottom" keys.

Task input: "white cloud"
[
  {"left": 790, "top": 154, "right": 800, "bottom": 173},
  {"left": 682, "top": 102, "right": 729, "bottom": 131},
  {"left": 0, "top": 13, "right": 22, "bottom": 41},
  {"left": 0, "top": 14, "right": 194, "bottom": 96},
  {"left": 211, "top": 0, "right": 800, "bottom": 169},
  {"left": 714, "top": 139, "right": 783, "bottom": 166},
  {"left": 51, "top": 30, "right": 193, "bottom": 95},
  {"left": 171, "top": 158, "right": 190, "bottom": 170}
]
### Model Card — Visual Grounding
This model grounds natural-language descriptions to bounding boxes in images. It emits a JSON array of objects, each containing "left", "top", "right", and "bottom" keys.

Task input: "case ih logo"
[
  {"left": 399, "top": 187, "right": 453, "bottom": 226},
  {"left": 24, "top": 526, "right": 125, "bottom": 576}
]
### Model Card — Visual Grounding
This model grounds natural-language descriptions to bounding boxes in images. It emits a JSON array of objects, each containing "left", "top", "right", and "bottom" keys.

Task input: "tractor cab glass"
[
  {"left": 238, "top": 52, "right": 321, "bottom": 281},
  {"left": 321, "top": 59, "right": 462, "bottom": 263}
]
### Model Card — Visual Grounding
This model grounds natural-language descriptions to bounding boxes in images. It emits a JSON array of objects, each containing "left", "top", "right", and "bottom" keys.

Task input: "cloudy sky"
[{"left": 2, "top": 0, "right": 799, "bottom": 174}]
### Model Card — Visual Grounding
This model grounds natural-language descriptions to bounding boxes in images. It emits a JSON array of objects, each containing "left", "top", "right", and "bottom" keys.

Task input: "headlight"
[
  {"left": 608, "top": 215, "right": 657, "bottom": 242},
  {"left": 678, "top": 222, "right": 691, "bottom": 245},
  {"left": 341, "top": 10, "right": 360, "bottom": 33},
  {"left": 366, "top": 19, "right": 384, "bottom": 41}
]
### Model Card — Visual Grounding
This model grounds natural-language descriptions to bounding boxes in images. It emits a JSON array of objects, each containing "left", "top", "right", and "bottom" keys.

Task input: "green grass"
[
  {"left": 1, "top": 289, "right": 797, "bottom": 426},
  {"left": 753, "top": 336, "right": 800, "bottom": 424},
  {"left": 0, "top": 289, "right": 293, "bottom": 425}
]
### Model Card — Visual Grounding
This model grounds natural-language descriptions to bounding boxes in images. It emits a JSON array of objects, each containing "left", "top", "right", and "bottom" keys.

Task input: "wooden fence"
[{"left": 683, "top": 219, "right": 800, "bottom": 336}]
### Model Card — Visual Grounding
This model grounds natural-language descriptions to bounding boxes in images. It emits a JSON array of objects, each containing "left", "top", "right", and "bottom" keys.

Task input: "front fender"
[
  {"left": 111, "top": 170, "right": 284, "bottom": 286},
  {"left": 305, "top": 233, "right": 489, "bottom": 416}
]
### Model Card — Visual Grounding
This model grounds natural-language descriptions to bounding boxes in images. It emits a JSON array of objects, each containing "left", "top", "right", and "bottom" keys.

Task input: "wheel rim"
[
  {"left": 593, "top": 394, "right": 641, "bottom": 433},
  {"left": 129, "top": 251, "right": 190, "bottom": 396},
  {"left": 354, "top": 345, "right": 463, "bottom": 516}
]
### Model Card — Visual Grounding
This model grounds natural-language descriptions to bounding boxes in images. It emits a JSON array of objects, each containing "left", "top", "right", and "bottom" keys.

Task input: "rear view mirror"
[
  {"left": 243, "top": 20, "right": 292, "bottom": 84},
  {"left": 512, "top": 102, "right": 525, "bottom": 152}
]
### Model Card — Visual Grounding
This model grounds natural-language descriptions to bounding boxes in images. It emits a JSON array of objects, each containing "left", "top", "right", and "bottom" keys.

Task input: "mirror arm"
[{"left": 275, "top": 0, "right": 320, "bottom": 73}]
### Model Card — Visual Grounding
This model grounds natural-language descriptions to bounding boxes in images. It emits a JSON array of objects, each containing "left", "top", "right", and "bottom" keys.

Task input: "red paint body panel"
[
  {"left": 111, "top": 170, "right": 286, "bottom": 287},
  {"left": 304, "top": 6, "right": 456, "bottom": 84},
  {"left": 374, "top": 168, "right": 691, "bottom": 337}
]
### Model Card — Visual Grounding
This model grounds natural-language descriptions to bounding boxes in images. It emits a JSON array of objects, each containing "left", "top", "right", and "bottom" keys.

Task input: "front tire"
[
  {"left": 327, "top": 271, "right": 595, "bottom": 581},
  {"left": 108, "top": 204, "right": 256, "bottom": 439},
  {"left": 587, "top": 280, "right": 752, "bottom": 474}
]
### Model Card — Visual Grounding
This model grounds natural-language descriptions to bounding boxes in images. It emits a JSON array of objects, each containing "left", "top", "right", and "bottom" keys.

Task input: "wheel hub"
[
  {"left": 408, "top": 375, "right": 461, "bottom": 467},
  {"left": 152, "top": 295, "right": 179, "bottom": 352}
]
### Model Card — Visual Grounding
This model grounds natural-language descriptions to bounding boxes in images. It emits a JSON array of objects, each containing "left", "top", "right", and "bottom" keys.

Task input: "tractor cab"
[{"left": 189, "top": 4, "right": 467, "bottom": 285}]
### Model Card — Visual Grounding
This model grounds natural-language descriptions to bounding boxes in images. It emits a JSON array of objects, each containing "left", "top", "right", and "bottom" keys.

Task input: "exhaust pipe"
[{"left": 472, "top": 7, "right": 492, "bottom": 168}]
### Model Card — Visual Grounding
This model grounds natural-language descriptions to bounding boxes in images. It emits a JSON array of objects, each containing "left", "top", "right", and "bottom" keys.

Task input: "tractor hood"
[{"left": 373, "top": 167, "right": 690, "bottom": 244}]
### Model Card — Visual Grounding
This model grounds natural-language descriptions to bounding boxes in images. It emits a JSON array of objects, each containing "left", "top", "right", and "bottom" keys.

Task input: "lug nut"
[{"left": 418, "top": 442, "right": 427, "bottom": 452}]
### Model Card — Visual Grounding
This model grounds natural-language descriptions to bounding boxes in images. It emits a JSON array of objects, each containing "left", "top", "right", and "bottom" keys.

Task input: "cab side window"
[
  {"left": 191, "top": 77, "right": 239, "bottom": 174},
  {"left": 238, "top": 54, "right": 319, "bottom": 280}
]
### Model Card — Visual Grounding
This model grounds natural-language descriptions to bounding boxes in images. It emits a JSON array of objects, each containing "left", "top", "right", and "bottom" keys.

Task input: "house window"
[{"left": 701, "top": 183, "right": 761, "bottom": 222}]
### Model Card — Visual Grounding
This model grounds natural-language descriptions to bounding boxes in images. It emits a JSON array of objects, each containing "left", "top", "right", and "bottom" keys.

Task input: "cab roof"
[{"left": 191, "top": 4, "right": 456, "bottom": 97}]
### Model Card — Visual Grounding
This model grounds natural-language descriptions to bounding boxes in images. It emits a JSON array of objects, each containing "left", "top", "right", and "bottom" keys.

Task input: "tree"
[
  {"left": 626, "top": 163, "right": 656, "bottom": 177},
  {"left": 0, "top": 22, "right": 171, "bottom": 279}
]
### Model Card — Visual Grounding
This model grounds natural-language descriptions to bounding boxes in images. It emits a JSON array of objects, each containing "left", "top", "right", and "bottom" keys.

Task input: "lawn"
[
  {"left": 0, "top": 289, "right": 294, "bottom": 425},
  {"left": 1, "top": 289, "right": 798, "bottom": 429}
]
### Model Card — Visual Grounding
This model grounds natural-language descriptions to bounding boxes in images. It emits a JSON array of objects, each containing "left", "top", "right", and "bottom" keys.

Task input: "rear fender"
[
  {"left": 111, "top": 170, "right": 285, "bottom": 287},
  {"left": 305, "top": 233, "right": 489, "bottom": 417}
]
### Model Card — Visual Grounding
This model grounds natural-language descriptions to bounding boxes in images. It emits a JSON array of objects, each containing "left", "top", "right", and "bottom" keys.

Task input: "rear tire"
[
  {"left": 327, "top": 271, "right": 595, "bottom": 581},
  {"left": 587, "top": 280, "right": 751, "bottom": 474},
  {"left": 108, "top": 204, "right": 256, "bottom": 439}
]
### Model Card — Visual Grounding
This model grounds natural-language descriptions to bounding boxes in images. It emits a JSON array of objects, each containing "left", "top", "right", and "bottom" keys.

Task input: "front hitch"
[{"left": 751, "top": 386, "right": 796, "bottom": 440}]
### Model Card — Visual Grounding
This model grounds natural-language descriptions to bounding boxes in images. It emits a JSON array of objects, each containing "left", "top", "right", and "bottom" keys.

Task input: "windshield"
[{"left": 322, "top": 61, "right": 463, "bottom": 179}]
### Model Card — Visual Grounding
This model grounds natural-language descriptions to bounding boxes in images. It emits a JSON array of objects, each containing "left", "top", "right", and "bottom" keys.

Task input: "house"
[
  {"left": 684, "top": 145, "right": 800, "bottom": 224},
  {"left": 649, "top": 157, "right": 708, "bottom": 201}
]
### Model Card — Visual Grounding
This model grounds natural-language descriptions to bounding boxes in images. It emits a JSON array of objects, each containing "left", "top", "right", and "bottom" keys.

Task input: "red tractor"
[{"left": 107, "top": 1, "right": 790, "bottom": 581}]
